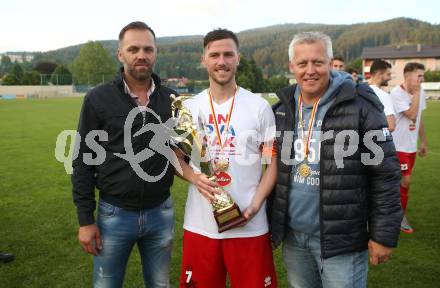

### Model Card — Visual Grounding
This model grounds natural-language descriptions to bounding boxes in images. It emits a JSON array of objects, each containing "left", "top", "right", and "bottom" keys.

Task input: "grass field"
[{"left": 0, "top": 97, "right": 439, "bottom": 287}]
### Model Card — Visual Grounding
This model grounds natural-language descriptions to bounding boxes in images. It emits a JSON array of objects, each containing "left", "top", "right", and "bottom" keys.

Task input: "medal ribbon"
[
  {"left": 208, "top": 86, "right": 238, "bottom": 151},
  {"left": 298, "top": 93, "right": 321, "bottom": 160}
]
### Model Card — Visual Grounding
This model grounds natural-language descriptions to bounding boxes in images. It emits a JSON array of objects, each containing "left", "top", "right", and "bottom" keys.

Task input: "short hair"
[
  {"left": 370, "top": 59, "right": 392, "bottom": 75},
  {"left": 288, "top": 32, "right": 333, "bottom": 62},
  {"left": 404, "top": 62, "right": 425, "bottom": 74},
  {"left": 332, "top": 56, "right": 345, "bottom": 62},
  {"left": 346, "top": 68, "right": 358, "bottom": 74},
  {"left": 119, "top": 21, "right": 156, "bottom": 42},
  {"left": 203, "top": 28, "right": 239, "bottom": 49}
]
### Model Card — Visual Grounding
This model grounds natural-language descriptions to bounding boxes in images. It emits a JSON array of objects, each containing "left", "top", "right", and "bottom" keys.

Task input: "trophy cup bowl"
[{"left": 170, "top": 94, "right": 247, "bottom": 232}]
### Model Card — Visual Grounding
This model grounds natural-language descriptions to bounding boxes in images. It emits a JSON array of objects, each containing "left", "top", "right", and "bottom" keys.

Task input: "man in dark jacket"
[
  {"left": 72, "top": 21, "right": 177, "bottom": 287},
  {"left": 269, "top": 31, "right": 402, "bottom": 287}
]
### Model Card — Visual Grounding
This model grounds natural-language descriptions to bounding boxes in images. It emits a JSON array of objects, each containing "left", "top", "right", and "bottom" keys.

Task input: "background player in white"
[
  {"left": 175, "top": 29, "right": 278, "bottom": 287},
  {"left": 331, "top": 56, "right": 345, "bottom": 71},
  {"left": 368, "top": 59, "right": 396, "bottom": 131},
  {"left": 390, "top": 62, "right": 428, "bottom": 233}
]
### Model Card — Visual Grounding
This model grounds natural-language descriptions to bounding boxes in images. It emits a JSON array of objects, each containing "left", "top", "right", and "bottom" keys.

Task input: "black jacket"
[
  {"left": 72, "top": 70, "right": 177, "bottom": 226},
  {"left": 268, "top": 80, "right": 403, "bottom": 259}
]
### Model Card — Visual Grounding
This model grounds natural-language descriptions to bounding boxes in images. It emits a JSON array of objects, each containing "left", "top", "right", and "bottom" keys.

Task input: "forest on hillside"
[{"left": 8, "top": 18, "right": 440, "bottom": 79}]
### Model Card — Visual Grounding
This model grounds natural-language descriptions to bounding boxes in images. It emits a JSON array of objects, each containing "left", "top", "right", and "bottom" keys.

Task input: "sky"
[{"left": 1, "top": 0, "right": 439, "bottom": 53}]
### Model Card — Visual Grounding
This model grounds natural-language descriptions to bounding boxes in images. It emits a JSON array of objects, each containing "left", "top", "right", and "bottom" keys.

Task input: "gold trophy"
[{"left": 170, "top": 95, "right": 246, "bottom": 233}]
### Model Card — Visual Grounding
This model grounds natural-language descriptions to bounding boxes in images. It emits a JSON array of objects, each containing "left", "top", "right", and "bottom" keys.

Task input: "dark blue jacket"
[{"left": 268, "top": 80, "right": 403, "bottom": 259}]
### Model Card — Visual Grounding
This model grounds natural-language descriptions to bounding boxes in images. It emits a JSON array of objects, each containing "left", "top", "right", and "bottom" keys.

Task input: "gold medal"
[{"left": 297, "top": 162, "right": 311, "bottom": 177}]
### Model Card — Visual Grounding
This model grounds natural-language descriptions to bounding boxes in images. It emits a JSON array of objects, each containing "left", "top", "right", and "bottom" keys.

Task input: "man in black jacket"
[
  {"left": 269, "top": 31, "right": 402, "bottom": 287},
  {"left": 72, "top": 21, "right": 177, "bottom": 287}
]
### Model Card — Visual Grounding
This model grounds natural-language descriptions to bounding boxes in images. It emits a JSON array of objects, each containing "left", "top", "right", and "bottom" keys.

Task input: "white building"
[{"left": 1, "top": 52, "right": 34, "bottom": 63}]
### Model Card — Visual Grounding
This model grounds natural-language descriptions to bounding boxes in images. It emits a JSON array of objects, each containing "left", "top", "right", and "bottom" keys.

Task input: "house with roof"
[{"left": 361, "top": 44, "right": 440, "bottom": 87}]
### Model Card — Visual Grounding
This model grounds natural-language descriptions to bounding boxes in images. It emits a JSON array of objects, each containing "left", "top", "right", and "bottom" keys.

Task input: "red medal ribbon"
[
  {"left": 208, "top": 86, "right": 238, "bottom": 151},
  {"left": 298, "top": 93, "right": 321, "bottom": 160}
]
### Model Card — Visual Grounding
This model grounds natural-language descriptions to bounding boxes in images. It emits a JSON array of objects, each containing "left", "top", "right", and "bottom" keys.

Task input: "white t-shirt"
[
  {"left": 182, "top": 88, "right": 276, "bottom": 239},
  {"left": 390, "top": 85, "right": 426, "bottom": 153},
  {"left": 370, "top": 85, "right": 395, "bottom": 116}
]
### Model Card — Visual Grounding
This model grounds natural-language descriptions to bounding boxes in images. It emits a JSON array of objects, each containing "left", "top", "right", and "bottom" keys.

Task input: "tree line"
[
  {"left": 2, "top": 17, "right": 440, "bottom": 89},
  {"left": 26, "top": 17, "right": 440, "bottom": 79},
  {"left": 0, "top": 41, "right": 290, "bottom": 92},
  {"left": 0, "top": 56, "right": 73, "bottom": 85}
]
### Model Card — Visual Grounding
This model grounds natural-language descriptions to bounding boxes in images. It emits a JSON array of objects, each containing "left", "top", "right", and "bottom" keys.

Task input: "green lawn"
[{"left": 0, "top": 97, "right": 439, "bottom": 287}]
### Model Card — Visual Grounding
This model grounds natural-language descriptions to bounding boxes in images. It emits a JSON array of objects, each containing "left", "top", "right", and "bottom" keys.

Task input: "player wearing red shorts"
[
  {"left": 390, "top": 62, "right": 428, "bottom": 233},
  {"left": 175, "top": 28, "right": 278, "bottom": 287}
]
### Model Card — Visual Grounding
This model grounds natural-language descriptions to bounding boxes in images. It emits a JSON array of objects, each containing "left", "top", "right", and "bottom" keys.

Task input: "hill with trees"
[
  {"left": 2, "top": 17, "right": 440, "bottom": 87},
  {"left": 29, "top": 18, "right": 440, "bottom": 79}
]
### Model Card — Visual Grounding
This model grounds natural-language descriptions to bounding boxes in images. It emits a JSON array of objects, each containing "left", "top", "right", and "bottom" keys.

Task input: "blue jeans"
[
  {"left": 93, "top": 197, "right": 174, "bottom": 288},
  {"left": 282, "top": 229, "right": 368, "bottom": 288}
]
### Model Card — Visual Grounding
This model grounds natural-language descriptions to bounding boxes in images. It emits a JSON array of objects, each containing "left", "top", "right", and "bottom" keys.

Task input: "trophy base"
[{"left": 214, "top": 203, "right": 247, "bottom": 233}]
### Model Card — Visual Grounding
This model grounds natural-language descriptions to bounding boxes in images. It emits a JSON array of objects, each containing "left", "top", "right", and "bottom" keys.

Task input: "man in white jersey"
[
  {"left": 368, "top": 59, "right": 396, "bottom": 131},
  {"left": 175, "top": 29, "right": 278, "bottom": 287},
  {"left": 390, "top": 62, "right": 428, "bottom": 233}
]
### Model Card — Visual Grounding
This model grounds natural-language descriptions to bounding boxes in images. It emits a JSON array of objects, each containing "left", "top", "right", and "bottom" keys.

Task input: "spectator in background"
[
  {"left": 347, "top": 67, "right": 361, "bottom": 84},
  {"left": 331, "top": 56, "right": 345, "bottom": 71},
  {"left": 368, "top": 59, "right": 395, "bottom": 131},
  {"left": 390, "top": 62, "right": 428, "bottom": 234}
]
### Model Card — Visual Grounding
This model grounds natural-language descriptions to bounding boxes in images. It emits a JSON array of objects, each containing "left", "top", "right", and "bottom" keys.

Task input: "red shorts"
[
  {"left": 397, "top": 152, "right": 416, "bottom": 176},
  {"left": 180, "top": 230, "right": 277, "bottom": 288}
]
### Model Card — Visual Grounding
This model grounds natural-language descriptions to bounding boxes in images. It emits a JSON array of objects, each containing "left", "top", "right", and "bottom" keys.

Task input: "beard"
[
  {"left": 209, "top": 69, "right": 235, "bottom": 86},
  {"left": 211, "top": 75, "right": 233, "bottom": 86},
  {"left": 127, "top": 64, "right": 153, "bottom": 82},
  {"left": 380, "top": 80, "right": 389, "bottom": 87}
]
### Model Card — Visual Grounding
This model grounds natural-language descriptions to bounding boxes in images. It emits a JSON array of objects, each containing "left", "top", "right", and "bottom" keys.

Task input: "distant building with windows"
[
  {"left": 1, "top": 52, "right": 34, "bottom": 63},
  {"left": 362, "top": 44, "right": 440, "bottom": 87}
]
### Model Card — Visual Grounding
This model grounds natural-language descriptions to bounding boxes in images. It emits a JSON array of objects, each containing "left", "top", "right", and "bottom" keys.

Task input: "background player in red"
[{"left": 390, "top": 62, "right": 428, "bottom": 233}]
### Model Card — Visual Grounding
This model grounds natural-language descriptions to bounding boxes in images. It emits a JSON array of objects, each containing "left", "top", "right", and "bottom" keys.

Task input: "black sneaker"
[{"left": 0, "top": 252, "right": 14, "bottom": 263}]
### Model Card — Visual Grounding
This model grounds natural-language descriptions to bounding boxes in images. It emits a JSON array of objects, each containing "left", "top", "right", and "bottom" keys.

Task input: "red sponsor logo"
[{"left": 215, "top": 171, "right": 232, "bottom": 187}]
